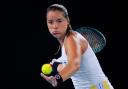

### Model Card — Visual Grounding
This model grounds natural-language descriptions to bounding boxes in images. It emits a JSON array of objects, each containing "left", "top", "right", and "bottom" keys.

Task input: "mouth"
[{"left": 52, "top": 31, "right": 60, "bottom": 35}]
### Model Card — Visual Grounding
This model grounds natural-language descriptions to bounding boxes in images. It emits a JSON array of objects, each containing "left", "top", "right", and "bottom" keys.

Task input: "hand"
[
  {"left": 50, "top": 59, "right": 63, "bottom": 73},
  {"left": 40, "top": 73, "right": 58, "bottom": 87},
  {"left": 57, "top": 64, "right": 63, "bottom": 72},
  {"left": 50, "top": 59, "right": 57, "bottom": 65}
]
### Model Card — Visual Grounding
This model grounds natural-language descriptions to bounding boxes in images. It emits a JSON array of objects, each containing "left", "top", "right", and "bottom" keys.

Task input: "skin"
[
  {"left": 46, "top": 10, "right": 69, "bottom": 46},
  {"left": 41, "top": 10, "right": 88, "bottom": 85}
]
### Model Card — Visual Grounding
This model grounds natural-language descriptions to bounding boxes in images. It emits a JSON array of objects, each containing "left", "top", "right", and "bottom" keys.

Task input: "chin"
[
  {"left": 52, "top": 35, "right": 60, "bottom": 39},
  {"left": 52, "top": 34, "right": 61, "bottom": 38}
]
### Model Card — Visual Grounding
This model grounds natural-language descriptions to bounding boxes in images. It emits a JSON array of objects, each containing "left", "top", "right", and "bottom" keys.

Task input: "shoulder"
[{"left": 64, "top": 31, "right": 88, "bottom": 54}]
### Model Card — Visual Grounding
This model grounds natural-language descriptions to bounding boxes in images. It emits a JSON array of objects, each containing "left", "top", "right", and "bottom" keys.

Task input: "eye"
[
  {"left": 57, "top": 20, "right": 62, "bottom": 23},
  {"left": 47, "top": 20, "right": 53, "bottom": 24},
  {"left": 57, "top": 19, "right": 63, "bottom": 23}
]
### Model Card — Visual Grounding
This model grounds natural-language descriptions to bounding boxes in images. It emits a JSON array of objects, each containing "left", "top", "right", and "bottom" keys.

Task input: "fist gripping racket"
[{"left": 75, "top": 27, "right": 106, "bottom": 53}]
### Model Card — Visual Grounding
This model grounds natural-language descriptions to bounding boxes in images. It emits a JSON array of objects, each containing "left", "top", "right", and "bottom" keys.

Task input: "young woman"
[{"left": 40, "top": 4, "right": 114, "bottom": 89}]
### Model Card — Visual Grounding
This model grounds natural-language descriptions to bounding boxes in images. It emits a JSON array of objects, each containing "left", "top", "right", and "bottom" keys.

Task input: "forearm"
[{"left": 58, "top": 63, "right": 79, "bottom": 81}]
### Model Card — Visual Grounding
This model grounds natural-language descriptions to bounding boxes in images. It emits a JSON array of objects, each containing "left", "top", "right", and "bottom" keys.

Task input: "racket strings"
[{"left": 76, "top": 27, "right": 106, "bottom": 53}]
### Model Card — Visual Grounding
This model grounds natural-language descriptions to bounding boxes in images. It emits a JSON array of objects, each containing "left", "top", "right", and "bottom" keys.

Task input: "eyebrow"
[
  {"left": 56, "top": 18, "right": 63, "bottom": 21},
  {"left": 47, "top": 18, "right": 63, "bottom": 21},
  {"left": 47, "top": 20, "right": 53, "bottom": 22}
]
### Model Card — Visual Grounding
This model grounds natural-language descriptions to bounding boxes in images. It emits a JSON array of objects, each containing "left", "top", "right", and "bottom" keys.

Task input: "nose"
[{"left": 53, "top": 23, "right": 58, "bottom": 29}]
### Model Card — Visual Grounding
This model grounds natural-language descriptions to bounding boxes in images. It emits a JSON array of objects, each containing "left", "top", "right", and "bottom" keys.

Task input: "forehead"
[{"left": 47, "top": 10, "right": 65, "bottom": 20}]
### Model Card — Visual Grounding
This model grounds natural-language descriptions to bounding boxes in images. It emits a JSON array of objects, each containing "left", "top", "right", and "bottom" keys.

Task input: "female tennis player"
[{"left": 40, "top": 4, "right": 114, "bottom": 89}]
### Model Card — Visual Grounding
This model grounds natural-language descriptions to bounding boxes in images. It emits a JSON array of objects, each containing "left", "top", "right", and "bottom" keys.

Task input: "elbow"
[
  {"left": 72, "top": 62, "right": 80, "bottom": 72},
  {"left": 75, "top": 64, "right": 80, "bottom": 71},
  {"left": 68, "top": 62, "right": 80, "bottom": 72},
  {"left": 74, "top": 59, "right": 80, "bottom": 71},
  {"left": 69, "top": 58, "right": 81, "bottom": 72}
]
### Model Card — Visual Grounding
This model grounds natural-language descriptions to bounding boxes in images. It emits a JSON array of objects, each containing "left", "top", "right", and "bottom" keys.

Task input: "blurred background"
[{"left": 3, "top": 0, "right": 126, "bottom": 89}]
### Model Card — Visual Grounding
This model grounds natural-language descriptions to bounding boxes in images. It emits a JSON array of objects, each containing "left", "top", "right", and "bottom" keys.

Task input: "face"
[{"left": 47, "top": 10, "right": 69, "bottom": 39}]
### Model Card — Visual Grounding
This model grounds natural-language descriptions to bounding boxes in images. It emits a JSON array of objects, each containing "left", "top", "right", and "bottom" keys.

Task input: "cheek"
[
  {"left": 47, "top": 24, "right": 52, "bottom": 28},
  {"left": 47, "top": 26, "right": 52, "bottom": 33},
  {"left": 63, "top": 24, "right": 68, "bottom": 31},
  {"left": 60, "top": 22, "right": 68, "bottom": 29},
  {"left": 48, "top": 29, "right": 52, "bottom": 33},
  {"left": 47, "top": 25, "right": 53, "bottom": 31}
]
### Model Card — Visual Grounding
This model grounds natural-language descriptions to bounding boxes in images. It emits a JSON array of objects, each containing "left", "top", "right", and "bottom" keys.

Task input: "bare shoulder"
[{"left": 64, "top": 31, "right": 88, "bottom": 55}]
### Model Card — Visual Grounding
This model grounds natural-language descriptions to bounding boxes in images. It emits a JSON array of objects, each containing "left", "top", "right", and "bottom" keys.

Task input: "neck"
[{"left": 57, "top": 35, "right": 66, "bottom": 47}]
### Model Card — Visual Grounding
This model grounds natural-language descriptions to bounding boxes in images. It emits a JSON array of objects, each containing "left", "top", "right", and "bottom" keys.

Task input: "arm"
[
  {"left": 40, "top": 34, "right": 88, "bottom": 87},
  {"left": 58, "top": 35, "right": 83, "bottom": 81}
]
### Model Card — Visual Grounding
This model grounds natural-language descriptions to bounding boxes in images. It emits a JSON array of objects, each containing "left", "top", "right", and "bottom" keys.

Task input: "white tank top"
[{"left": 56, "top": 42, "right": 111, "bottom": 89}]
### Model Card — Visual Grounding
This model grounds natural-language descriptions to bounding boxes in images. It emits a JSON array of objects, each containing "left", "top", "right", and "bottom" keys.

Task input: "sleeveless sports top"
[{"left": 55, "top": 39, "right": 113, "bottom": 89}]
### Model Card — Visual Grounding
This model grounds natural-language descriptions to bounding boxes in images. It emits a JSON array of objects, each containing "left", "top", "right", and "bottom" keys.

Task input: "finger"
[
  {"left": 48, "top": 76, "right": 58, "bottom": 87},
  {"left": 40, "top": 73, "right": 49, "bottom": 80},
  {"left": 50, "top": 59, "right": 56, "bottom": 65},
  {"left": 40, "top": 73, "right": 58, "bottom": 87},
  {"left": 51, "top": 78, "right": 58, "bottom": 87}
]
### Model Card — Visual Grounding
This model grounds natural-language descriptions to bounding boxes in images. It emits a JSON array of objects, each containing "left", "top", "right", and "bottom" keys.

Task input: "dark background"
[{"left": 2, "top": 0, "right": 126, "bottom": 89}]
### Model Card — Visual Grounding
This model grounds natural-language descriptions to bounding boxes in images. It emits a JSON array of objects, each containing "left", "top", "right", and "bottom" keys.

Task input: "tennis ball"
[{"left": 41, "top": 64, "right": 53, "bottom": 75}]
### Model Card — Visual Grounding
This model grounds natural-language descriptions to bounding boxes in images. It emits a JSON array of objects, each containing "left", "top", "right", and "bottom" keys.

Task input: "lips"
[{"left": 52, "top": 31, "right": 60, "bottom": 35}]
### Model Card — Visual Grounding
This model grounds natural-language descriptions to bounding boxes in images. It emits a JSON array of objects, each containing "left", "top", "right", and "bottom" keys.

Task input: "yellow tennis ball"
[{"left": 41, "top": 64, "right": 52, "bottom": 75}]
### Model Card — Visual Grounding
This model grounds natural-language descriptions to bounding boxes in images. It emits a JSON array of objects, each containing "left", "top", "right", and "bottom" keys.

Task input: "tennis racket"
[{"left": 75, "top": 27, "right": 106, "bottom": 53}]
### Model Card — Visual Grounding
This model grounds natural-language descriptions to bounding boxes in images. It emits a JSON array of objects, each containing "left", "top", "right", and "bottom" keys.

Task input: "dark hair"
[{"left": 46, "top": 4, "right": 72, "bottom": 36}]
